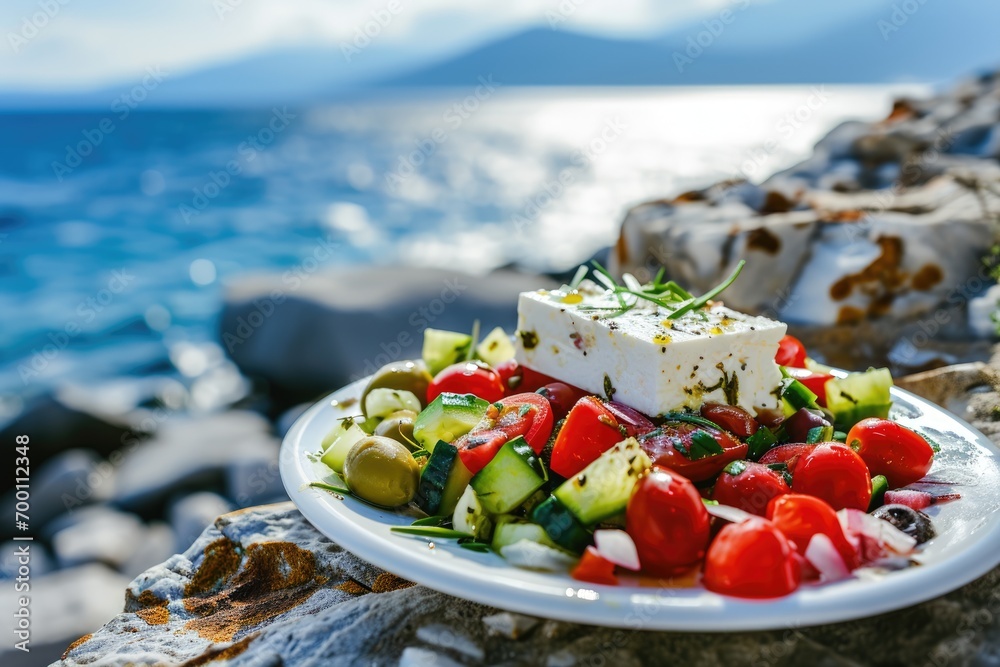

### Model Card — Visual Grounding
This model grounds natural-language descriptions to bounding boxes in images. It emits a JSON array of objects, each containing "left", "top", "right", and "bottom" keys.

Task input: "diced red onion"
[
  {"left": 805, "top": 533, "right": 851, "bottom": 582},
  {"left": 593, "top": 529, "right": 641, "bottom": 571},
  {"left": 705, "top": 503, "right": 756, "bottom": 524},
  {"left": 884, "top": 489, "right": 932, "bottom": 510},
  {"left": 838, "top": 509, "right": 917, "bottom": 557}
]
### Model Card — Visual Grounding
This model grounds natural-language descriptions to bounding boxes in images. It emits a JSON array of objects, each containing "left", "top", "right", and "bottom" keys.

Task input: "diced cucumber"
[
  {"left": 869, "top": 474, "right": 889, "bottom": 511},
  {"left": 552, "top": 438, "right": 651, "bottom": 525},
  {"left": 415, "top": 441, "right": 474, "bottom": 515},
  {"left": 364, "top": 388, "right": 421, "bottom": 421},
  {"left": 320, "top": 418, "right": 368, "bottom": 473},
  {"left": 475, "top": 327, "right": 516, "bottom": 367},
  {"left": 531, "top": 496, "right": 592, "bottom": 553},
  {"left": 779, "top": 374, "right": 819, "bottom": 414},
  {"left": 825, "top": 367, "right": 893, "bottom": 430},
  {"left": 453, "top": 486, "right": 493, "bottom": 541},
  {"left": 413, "top": 392, "right": 489, "bottom": 453},
  {"left": 746, "top": 426, "right": 777, "bottom": 460},
  {"left": 491, "top": 515, "right": 559, "bottom": 551},
  {"left": 471, "top": 437, "right": 547, "bottom": 515},
  {"left": 805, "top": 424, "right": 834, "bottom": 444},
  {"left": 423, "top": 328, "right": 472, "bottom": 376}
]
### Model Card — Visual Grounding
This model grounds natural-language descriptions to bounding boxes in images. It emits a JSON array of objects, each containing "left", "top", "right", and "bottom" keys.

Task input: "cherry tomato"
[
  {"left": 791, "top": 443, "right": 872, "bottom": 511},
  {"left": 519, "top": 366, "right": 560, "bottom": 393},
  {"left": 700, "top": 403, "right": 759, "bottom": 439},
  {"left": 767, "top": 494, "right": 859, "bottom": 570},
  {"left": 494, "top": 359, "right": 523, "bottom": 395},
  {"left": 758, "top": 443, "right": 815, "bottom": 466},
  {"left": 535, "top": 382, "right": 587, "bottom": 422},
  {"left": 427, "top": 361, "right": 504, "bottom": 405},
  {"left": 637, "top": 422, "right": 747, "bottom": 482},
  {"left": 775, "top": 334, "right": 808, "bottom": 368},
  {"left": 549, "top": 396, "right": 654, "bottom": 478},
  {"left": 703, "top": 517, "right": 801, "bottom": 598},
  {"left": 712, "top": 461, "right": 790, "bottom": 517},
  {"left": 455, "top": 393, "right": 553, "bottom": 473},
  {"left": 626, "top": 467, "right": 710, "bottom": 576},
  {"left": 571, "top": 546, "right": 618, "bottom": 585},
  {"left": 847, "top": 418, "right": 935, "bottom": 488},
  {"left": 783, "top": 367, "right": 833, "bottom": 407}
]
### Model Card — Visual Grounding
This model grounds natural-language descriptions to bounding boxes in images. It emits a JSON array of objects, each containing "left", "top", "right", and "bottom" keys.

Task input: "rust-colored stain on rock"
[
  {"left": 884, "top": 99, "right": 916, "bottom": 123},
  {"left": 61, "top": 633, "right": 92, "bottom": 660},
  {"left": 829, "top": 236, "right": 916, "bottom": 320},
  {"left": 179, "top": 633, "right": 257, "bottom": 666},
  {"left": 335, "top": 580, "right": 371, "bottom": 596},
  {"left": 760, "top": 191, "right": 794, "bottom": 215},
  {"left": 745, "top": 228, "right": 781, "bottom": 254},
  {"left": 129, "top": 589, "right": 171, "bottom": 626},
  {"left": 837, "top": 305, "right": 866, "bottom": 325},
  {"left": 371, "top": 572, "right": 414, "bottom": 593},
  {"left": 912, "top": 264, "right": 944, "bottom": 291},
  {"left": 182, "top": 538, "right": 326, "bottom": 643},
  {"left": 672, "top": 190, "right": 705, "bottom": 203}
]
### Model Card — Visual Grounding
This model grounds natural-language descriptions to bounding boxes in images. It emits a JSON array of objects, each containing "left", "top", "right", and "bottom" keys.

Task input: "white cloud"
[{"left": 0, "top": 0, "right": 729, "bottom": 89}]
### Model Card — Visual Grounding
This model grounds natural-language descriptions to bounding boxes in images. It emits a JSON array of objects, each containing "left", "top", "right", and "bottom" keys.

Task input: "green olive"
[
  {"left": 374, "top": 410, "right": 418, "bottom": 449},
  {"left": 344, "top": 436, "right": 420, "bottom": 507},
  {"left": 360, "top": 360, "right": 432, "bottom": 418}
]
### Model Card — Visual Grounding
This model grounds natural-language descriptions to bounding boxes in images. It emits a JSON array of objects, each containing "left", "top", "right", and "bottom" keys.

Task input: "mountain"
[
  {"left": 378, "top": 0, "right": 1000, "bottom": 87},
  {"left": 1, "top": 0, "right": 998, "bottom": 109}
]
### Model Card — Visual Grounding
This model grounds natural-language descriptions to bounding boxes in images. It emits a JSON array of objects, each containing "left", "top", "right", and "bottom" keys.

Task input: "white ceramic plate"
[{"left": 281, "top": 378, "right": 1000, "bottom": 631}]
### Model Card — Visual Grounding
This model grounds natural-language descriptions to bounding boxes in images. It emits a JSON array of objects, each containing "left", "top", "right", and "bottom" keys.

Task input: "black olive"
[{"left": 871, "top": 504, "right": 936, "bottom": 545}]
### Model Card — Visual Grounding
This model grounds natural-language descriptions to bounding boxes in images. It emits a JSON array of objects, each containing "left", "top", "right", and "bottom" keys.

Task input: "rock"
[
  {"left": 0, "top": 393, "right": 136, "bottom": 495},
  {"left": 226, "top": 455, "right": 286, "bottom": 510},
  {"left": 0, "top": 563, "right": 130, "bottom": 662},
  {"left": 1, "top": 539, "right": 54, "bottom": 578},
  {"left": 415, "top": 624, "right": 484, "bottom": 661},
  {"left": 609, "top": 72, "right": 1000, "bottom": 370},
  {"left": 120, "top": 521, "right": 176, "bottom": 580},
  {"left": 111, "top": 411, "right": 278, "bottom": 514},
  {"left": 481, "top": 612, "right": 538, "bottom": 639},
  {"left": 399, "top": 647, "right": 467, "bottom": 667},
  {"left": 50, "top": 506, "right": 147, "bottom": 570},
  {"left": 220, "top": 266, "right": 557, "bottom": 404},
  {"left": 969, "top": 284, "right": 1000, "bottom": 339},
  {"left": 1, "top": 449, "right": 111, "bottom": 541},
  {"left": 169, "top": 492, "right": 233, "bottom": 552}
]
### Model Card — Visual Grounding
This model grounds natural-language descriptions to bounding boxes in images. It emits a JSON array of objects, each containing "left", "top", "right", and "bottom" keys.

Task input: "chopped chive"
[
  {"left": 309, "top": 481, "right": 351, "bottom": 495},
  {"left": 458, "top": 541, "right": 492, "bottom": 553},
  {"left": 667, "top": 260, "right": 746, "bottom": 320},
  {"left": 411, "top": 449, "right": 430, "bottom": 459},
  {"left": 569, "top": 265, "right": 589, "bottom": 290},
  {"left": 391, "top": 526, "right": 474, "bottom": 539},
  {"left": 465, "top": 319, "right": 481, "bottom": 361},
  {"left": 411, "top": 515, "right": 448, "bottom": 527}
]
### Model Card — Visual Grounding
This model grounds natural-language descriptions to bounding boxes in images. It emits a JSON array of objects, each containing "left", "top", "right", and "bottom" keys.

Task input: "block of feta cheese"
[{"left": 514, "top": 280, "right": 787, "bottom": 417}]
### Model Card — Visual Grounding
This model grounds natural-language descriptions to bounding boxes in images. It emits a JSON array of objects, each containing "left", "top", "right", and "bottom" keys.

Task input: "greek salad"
[{"left": 311, "top": 261, "right": 954, "bottom": 599}]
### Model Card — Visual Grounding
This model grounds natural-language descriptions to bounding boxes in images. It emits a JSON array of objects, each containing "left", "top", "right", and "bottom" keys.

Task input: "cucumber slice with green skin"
[
  {"left": 869, "top": 474, "right": 889, "bottom": 511},
  {"left": 475, "top": 326, "right": 516, "bottom": 367},
  {"left": 491, "top": 515, "right": 559, "bottom": 551},
  {"left": 413, "top": 392, "right": 490, "bottom": 453},
  {"left": 364, "top": 388, "right": 422, "bottom": 421},
  {"left": 453, "top": 486, "right": 493, "bottom": 541},
  {"left": 746, "top": 426, "right": 778, "bottom": 460},
  {"left": 825, "top": 368, "right": 893, "bottom": 431},
  {"left": 779, "top": 375, "right": 820, "bottom": 414},
  {"left": 415, "top": 441, "right": 474, "bottom": 515},
  {"left": 471, "top": 437, "right": 548, "bottom": 515},
  {"left": 423, "top": 328, "right": 472, "bottom": 376},
  {"left": 552, "top": 437, "right": 651, "bottom": 526},
  {"left": 320, "top": 418, "right": 368, "bottom": 473},
  {"left": 531, "top": 496, "right": 592, "bottom": 553}
]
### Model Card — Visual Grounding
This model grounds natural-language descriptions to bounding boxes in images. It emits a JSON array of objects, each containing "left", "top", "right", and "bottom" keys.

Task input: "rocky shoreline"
[{"left": 2, "top": 72, "right": 999, "bottom": 665}]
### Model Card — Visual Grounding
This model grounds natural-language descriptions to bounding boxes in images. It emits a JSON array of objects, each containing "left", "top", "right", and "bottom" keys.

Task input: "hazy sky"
[{"left": 0, "top": 0, "right": 750, "bottom": 90}]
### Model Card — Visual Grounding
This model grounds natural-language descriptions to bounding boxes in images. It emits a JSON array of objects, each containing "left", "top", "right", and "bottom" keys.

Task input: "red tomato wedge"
[
  {"left": 549, "top": 396, "right": 654, "bottom": 479},
  {"left": 427, "top": 361, "right": 504, "bottom": 405},
  {"left": 700, "top": 403, "right": 759, "bottom": 439},
  {"left": 571, "top": 546, "right": 618, "bottom": 585},
  {"left": 455, "top": 393, "right": 553, "bottom": 473},
  {"left": 636, "top": 421, "right": 747, "bottom": 482},
  {"left": 767, "top": 494, "right": 860, "bottom": 570},
  {"left": 703, "top": 517, "right": 802, "bottom": 599}
]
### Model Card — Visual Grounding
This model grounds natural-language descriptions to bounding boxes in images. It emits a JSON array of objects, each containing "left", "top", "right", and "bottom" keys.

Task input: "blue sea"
[{"left": 0, "top": 85, "right": 926, "bottom": 409}]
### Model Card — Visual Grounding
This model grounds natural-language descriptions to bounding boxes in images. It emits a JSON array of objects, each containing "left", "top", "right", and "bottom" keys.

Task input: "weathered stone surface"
[
  {"left": 220, "top": 267, "right": 556, "bottom": 403},
  {"left": 50, "top": 505, "right": 147, "bottom": 570},
  {"left": 111, "top": 411, "right": 278, "bottom": 513},
  {"left": 610, "top": 73, "right": 1000, "bottom": 370},
  {"left": 54, "top": 351, "right": 1000, "bottom": 667}
]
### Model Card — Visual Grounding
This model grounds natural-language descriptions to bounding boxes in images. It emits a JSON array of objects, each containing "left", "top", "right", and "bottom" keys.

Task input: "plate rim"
[{"left": 280, "top": 376, "right": 1000, "bottom": 631}]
